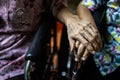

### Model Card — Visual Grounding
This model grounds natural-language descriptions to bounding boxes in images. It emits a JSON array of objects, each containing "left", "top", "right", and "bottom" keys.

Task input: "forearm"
[
  {"left": 57, "top": 7, "right": 74, "bottom": 25},
  {"left": 76, "top": 1, "right": 96, "bottom": 26}
]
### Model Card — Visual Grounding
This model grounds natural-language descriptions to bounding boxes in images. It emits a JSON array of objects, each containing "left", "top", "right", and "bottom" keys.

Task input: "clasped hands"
[{"left": 65, "top": 15, "right": 102, "bottom": 62}]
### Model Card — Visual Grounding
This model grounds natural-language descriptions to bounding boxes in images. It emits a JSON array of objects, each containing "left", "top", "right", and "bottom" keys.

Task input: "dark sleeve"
[{"left": 50, "top": 0, "right": 68, "bottom": 17}]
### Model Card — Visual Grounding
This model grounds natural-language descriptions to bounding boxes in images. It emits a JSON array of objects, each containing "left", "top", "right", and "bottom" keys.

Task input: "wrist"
[{"left": 57, "top": 8, "right": 74, "bottom": 24}]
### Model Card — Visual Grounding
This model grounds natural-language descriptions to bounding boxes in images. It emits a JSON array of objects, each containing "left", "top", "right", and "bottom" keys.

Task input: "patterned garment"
[
  {"left": 0, "top": 0, "right": 67, "bottom": 79},
  {"left": 82, "top": 0, "right": 120, "bottom": 76}
]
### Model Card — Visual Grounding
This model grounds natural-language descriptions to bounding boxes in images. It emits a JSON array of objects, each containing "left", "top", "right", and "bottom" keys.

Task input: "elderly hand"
[
  {"left": 65, "top": 15, "right": 102, "bottom": 61},
  {"left": 75, "top": 20, "right": 102, "bottom": 51},
  {"left": 65, "top": 15, "right": 84, "bottom": 51}
]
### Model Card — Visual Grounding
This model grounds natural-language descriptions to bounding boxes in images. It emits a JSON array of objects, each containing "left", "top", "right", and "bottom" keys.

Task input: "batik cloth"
[{"left": 82, "top": 0, "right": 120, "bottom": 76}]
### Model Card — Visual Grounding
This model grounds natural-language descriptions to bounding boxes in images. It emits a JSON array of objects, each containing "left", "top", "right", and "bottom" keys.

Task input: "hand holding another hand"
[{"left": 65, "top": 15, "right": 102, "bottom": 61}]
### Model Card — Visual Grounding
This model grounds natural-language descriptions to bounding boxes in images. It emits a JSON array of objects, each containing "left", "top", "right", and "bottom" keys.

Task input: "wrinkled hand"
[
  {"left": 65, "top": 15, "right": 83, "bottom": 51},
  {"left": 73, "top": 20, "right": 102, "bottom": 61},
  {"left": 65, "top": 15, "right": 102, "bottom": 61}
]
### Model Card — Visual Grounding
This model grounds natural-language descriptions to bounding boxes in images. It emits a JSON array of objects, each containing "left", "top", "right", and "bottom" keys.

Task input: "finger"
[
  {"left": 86, "top": 43, "right": 95, "bottom": 54},
  {"left": 75, "top": 44, "right": 85, "bottom": 62},
  {"left": 81, "top": 49, "right": 90, "bottom": 61},
  {"left": 95, "top": 34, "right": 102, "bottom": 49},
  {"left": 86, "top": 25, "right": 98, "bottom": 37},
  {"left": 89, "top": 24, "right": 98, "bottom": 33},
  {"left": 71, "top": 33, "right": 88, "bottom": 46},
  {"left": 68, "top": 37, "right": 75, "bottom": 52},
  {"left": 71, "top": 41, "right": 76, "bottom": 52},
  {"left": 75, "top": 41, "right": 80, "bottom": 48},
  {"left": 81, "top": 30, "right": 94, "bottom": 42},
  {"left": 96, "top": 34, "right": 102, "bottom": 44},
  {"left": 85, "top": 27, "right": 102, "bottom": 52},
  {"left": 91, "top": 40, "right": 100, "bottom": 53}
]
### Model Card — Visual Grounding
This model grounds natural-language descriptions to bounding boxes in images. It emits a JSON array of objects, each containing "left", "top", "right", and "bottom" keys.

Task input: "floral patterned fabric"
[{"left": 82, "top": 0, "right": 120, "bottom": 76}]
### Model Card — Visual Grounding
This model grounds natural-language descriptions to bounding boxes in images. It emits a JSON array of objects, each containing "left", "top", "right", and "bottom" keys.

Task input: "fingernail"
[
  {"left": 75, "top": 58, "right": 79, "bottom": 62},
  {"left": 81, "top": 57, "right": 86, "bottom": 61},
  {"left": 92, "top": 51, "right": 95, "bottom": 54}
]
